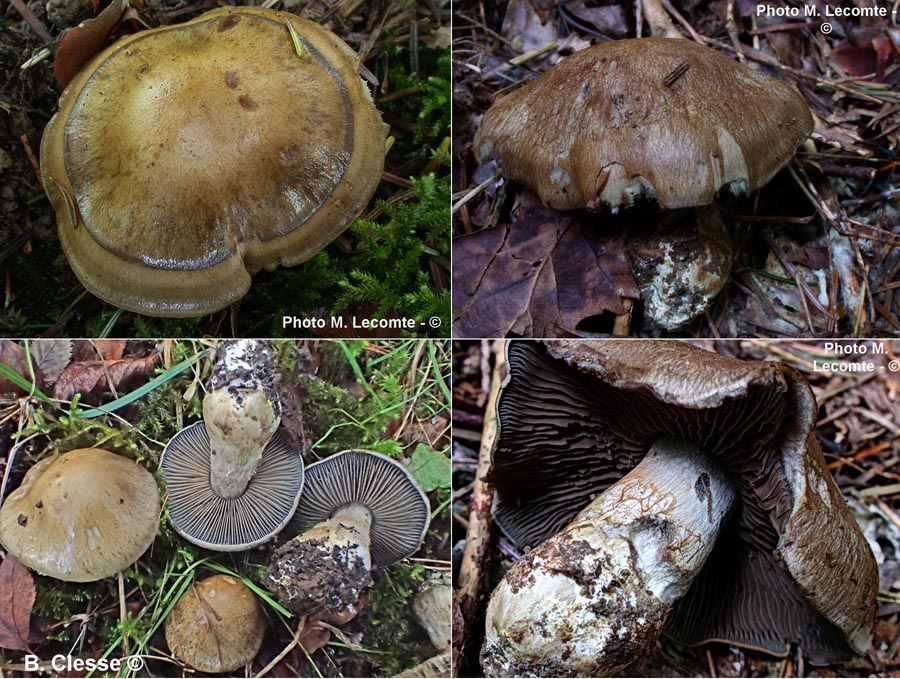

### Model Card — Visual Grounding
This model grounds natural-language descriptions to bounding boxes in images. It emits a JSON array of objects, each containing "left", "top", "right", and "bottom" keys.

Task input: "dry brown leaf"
[
  {"left": 53, "top": 353, "right": 161, "bottom": 404},
  {"left": 452, "top": 204, "right": 639, "bottom": 337},
  {"left": 0, "top": 341, "right": 36, "bottom": 396},
  {"left": 30, "top": 340, "right": 73, "bottom": 386},
  {"left": 72, "top": 339, "right": 126, "bottom": 362},
  {"left": 53, "top": 0, "right": 127, "bottom": 88},
  {"left": 0, "top": 555, "right": 36, "bottom": 652}
]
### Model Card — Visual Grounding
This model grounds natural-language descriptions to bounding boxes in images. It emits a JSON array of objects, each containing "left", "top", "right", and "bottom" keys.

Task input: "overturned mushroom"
[
  {"left": 160, "top": 340, "right": 304, "bottom": 550},
  {"left": 268, "top": 450, "right": 430, "bottom": 615},
  {"left": 481, "top": 340, "right": 878, "bottom": 677},
  {"left": 40, "top": 7, "right": 388, "bottom": 316},
  {"left": 165, "top": 574, "right": 266, "bottom": 673},
  {"left": 471, "top": 38, "right": 813, "bottom": 330},
  {"left": 0, "top": 448, "right": 160, "bottom": 582}
]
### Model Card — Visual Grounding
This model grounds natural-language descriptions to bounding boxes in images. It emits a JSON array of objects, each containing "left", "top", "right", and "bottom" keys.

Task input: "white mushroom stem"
[
  {"left": 305, "top": 504, "right": 374, "bottom": 569},
  {"left": 204, "top": 340, "right": 280, "bottom": 499},
  {"left": 267, "top": 504, "right": 375, "bottom": 615},
  {"left": 482, "top": 437, "right": 737, "bottom": 678}
]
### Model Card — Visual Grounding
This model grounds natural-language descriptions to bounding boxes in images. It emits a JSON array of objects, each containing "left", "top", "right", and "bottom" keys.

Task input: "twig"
[
  {"left": 457, "top": 339, "right": 505, "bottom": 627},
  {"left": 640, "top": 0, "right": 682, "bottom": 39},
  {"left": 451, "top": 171, "right": 501, "bottom": 214},
  {"left": 396, "top": 651, "right": 452, "bottom": 677},
  {"left": 256, "top": 617, "right": 307, "bottom": 678},
  {"left": 118, "top": 572, "right": 129, "bottom": 658},
  {"left": 612, "top": 298, "right": 634, "bottom": 336},
  {"left": 9, "top": 0, "right": 53, "bottom": 44}
]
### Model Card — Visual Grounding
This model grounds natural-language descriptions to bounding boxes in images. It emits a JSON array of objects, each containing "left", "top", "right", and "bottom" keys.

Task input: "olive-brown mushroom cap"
[
  {"left": 491, "top": 340, "right": 877, "bottom": 664},
  {"left": 0, "top": 448, "right": 160, "bottom": 582},
  {"left": 474, "top": 38, "right": 813, "bottom": 210},
  {"left": 165, "top": 574, "right": 266, "bottom": 673},
  {"left": 40, "top": 7, "right": 389, "bottom": 316}
]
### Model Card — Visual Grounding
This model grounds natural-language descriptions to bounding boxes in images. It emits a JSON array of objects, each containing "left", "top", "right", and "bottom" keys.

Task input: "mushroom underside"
[
  {"left": 489, "top": 341, "right": 863, "bottom": 663},
  {"left": 160, "top": 422, "right": 304, "bottom": 550},
  {"left": 284, "top": 450, "right": 430, "bottom": 567}
]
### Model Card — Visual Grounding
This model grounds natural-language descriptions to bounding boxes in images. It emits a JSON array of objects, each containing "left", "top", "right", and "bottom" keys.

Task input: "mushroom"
[
  {"left": 40, "top": 7, "right": 389, "bottom": 317},
  {"left": 160, "top": 340, "right": 304, "bottom": 550},
  {"left": 165, "top": 574, "right": 266, "bottom": 674},
  {"left": 474, "top": 38, "right": 812, "bottom": 211},
  {"left": 268, "top": 450, "right": 430, "bottom": 615},
  {"left": 472, "top": 38, "right": 813, "bottom": 330},
  {"left": 481, "top": 340, "right": 878, "bottom": 677},
  {"left": 204, "top": 340, "right": 282, "bottom": 499},
  {"left": 0, "top": 448, "right": 160, "bottom": 582}
]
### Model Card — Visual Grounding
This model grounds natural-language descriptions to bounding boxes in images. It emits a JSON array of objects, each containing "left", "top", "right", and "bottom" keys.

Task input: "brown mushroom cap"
[
  {"left": 40, "top": 7, "right": 388, "bottom": 316},
  {"left": 165, "top": 574, "right": 266, "bottom": 673},
  {"left": 491, "top": 340, "right": 877, "bottom": 665},
  {"left": 0, "top": 448, "right": 160, "bottom": 582},
  {"left": 474, "top": 38, "right": 813, "bottom": 210}
]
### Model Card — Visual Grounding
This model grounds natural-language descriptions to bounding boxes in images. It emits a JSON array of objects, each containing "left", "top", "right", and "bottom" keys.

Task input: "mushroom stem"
[
  {"left": 481, "top": 437, "right": 736, "bottom": 677},
  {"left": 204, "top": 340, "right": 281, "bottom": 499},
  {"left": 267, "top": 503, "right": 375, "bottom": 615}
]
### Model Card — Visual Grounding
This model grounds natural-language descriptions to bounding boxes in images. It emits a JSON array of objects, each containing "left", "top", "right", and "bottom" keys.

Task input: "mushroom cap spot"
[
  {"left": 0, "top": 448, "right": 160, "bottom": 582},
  {"left": 491, "top": 340, "right": 878, "bottom": 664},
  {"left": 474, "top": 38, "right": 813, "bottom": 210},
  {"left": 39, "top": 7, "right": 389, "bottom": 317},
  {"left": 285, "top": 450, "right": 430, "bottom": 567},
  {"left": 165, "top": 574, "right": 265, "bottom": 673},
  {"left": 160, "top": 422, "right": 304, "bottom": 551}
]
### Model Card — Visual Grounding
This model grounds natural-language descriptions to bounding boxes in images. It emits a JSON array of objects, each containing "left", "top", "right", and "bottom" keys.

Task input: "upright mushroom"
[
  {"left": 475, "top": 38, "right": 812, "bottom": 211},
  {"left": 0, "top": 448, "right": 160, "bottom": 582},
  {"left": 40, "top": 7, "right": 388, "bottom": 316},
  {"left": 268, "top": 450, "right": 430, "bottom": 615},
  {"left": 160, "top": 340, "right": 305, "bottom": 550},
  {"left": 165, "top": 574, "right": 266, "bottom": 673},
  {"left": 481, "top": 340, "right": 878, "bottom": 677},
  {"left": 471, "top": 38, "right": 813, "bottom": 330}
]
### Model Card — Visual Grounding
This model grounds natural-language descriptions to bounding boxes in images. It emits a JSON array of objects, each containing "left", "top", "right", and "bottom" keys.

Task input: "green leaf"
[{"left": 408, "top": 444, "right": 450, "bottom": 492}]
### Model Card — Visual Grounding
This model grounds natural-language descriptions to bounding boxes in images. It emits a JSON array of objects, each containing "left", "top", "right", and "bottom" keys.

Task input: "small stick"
[
  {"left": 451, "top": 171, "right": 501, "bottom": 214},
  {"left": 256, "top": 617, "right": 307, "bottom": 678},
  {"left": 20, "top": 135, "right": 41, "bottom": 185},
  {"left": 612, "top": 298, "right": 634, "bottom": 336},
  {"left": 457, "top": 339, "right": 505, "bottom": 624},
  {"left": 118, "top": 572, "right": 130, "bottom": 658},
  {"left": 9, "top": 0, "right": 53, "bottom": 44}
]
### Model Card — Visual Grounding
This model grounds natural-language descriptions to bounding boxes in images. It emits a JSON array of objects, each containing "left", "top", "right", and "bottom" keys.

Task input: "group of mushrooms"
[
  {"left": 0, "top": 340, "right": 432, "bottom": 674},
  {"left": 478, "top": 340, "right": 879, "bottom": 676},
  {"left": 41, "top": 7, "right": 388, "bottom": 316}
]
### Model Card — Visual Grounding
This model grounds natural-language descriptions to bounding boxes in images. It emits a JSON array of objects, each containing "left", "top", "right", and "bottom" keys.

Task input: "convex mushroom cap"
[
  {"left": 268, "top": 450, "right": 430, "bottom": 615},
  {"left": 481, "top": 340, "right": 878, "bottom": 676},
  {"left": 0, "top": 448, "right": 160, "bottom": 582},
  {"left": 474, "top": 38, "right": 813, "bottom": 210},
  {"left": 40, "top": 7, "right": 389, "bottom": 316},
  {"left": 165, "top": 574, "right": 266, "bottom": 673}
]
